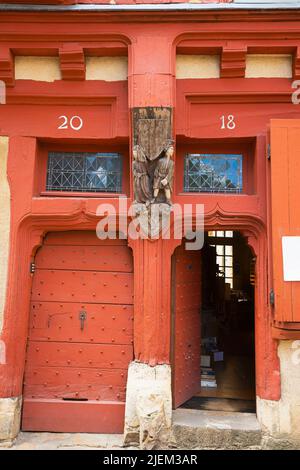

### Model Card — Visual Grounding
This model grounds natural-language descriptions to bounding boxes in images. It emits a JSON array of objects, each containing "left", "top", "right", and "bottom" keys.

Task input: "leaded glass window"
[
  {"left": 46, "top": 152, "right": 122, "bottom": 193},
  {"left": 184, "top": 154, "right": 243, "bottom": 193}
]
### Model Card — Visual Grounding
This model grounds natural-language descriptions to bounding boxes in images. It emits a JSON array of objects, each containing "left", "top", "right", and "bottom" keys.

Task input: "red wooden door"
[
  {"left": 271, "top": 120, "right": 300, "bottom": 324},
  {"left": 173, "top": 243, "right": 202, "bottom": 408},
  {"left": 22, "top": 231, "right": 134, "bottom": 433}
]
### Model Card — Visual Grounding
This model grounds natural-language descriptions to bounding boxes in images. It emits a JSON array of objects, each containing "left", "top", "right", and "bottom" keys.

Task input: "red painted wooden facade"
[
  {"left": 0, "top": 4, "right": 300, "bottom": 433},
  {"left": 270, "top": 121, "right": 300, "bottom": 335}
]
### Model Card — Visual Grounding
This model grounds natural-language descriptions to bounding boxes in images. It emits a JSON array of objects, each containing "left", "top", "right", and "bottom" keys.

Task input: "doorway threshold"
[
  {"left": 180, "top": 396, "right": 256, "bottom": 413},
  {"left": 172, "top": 408, "right": 261, "bottom": 450}
]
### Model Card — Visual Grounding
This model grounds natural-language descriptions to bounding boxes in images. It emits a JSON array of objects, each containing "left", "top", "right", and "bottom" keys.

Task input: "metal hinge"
[
  {"left": 270, "top": 289, "right": 275, "bottom": 307},
  {"left": 267, "top": 144, "right": 271, "bottom": 160},
  {"left": 30, "top": 262, "right": 36, "bottom": 274}
]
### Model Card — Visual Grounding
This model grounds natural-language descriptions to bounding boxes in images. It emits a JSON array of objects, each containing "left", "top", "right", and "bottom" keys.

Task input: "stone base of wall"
[
  {"left": 0, "top": 396, "right": 22, "bottom": 442},
  {"left": 124, "top": 341, "right": 300, "bottom": 449},
  {"left": 261, "top": 434, "right": 300, "bottom": 450},
  {"left": 123, "top": 361, "right": 173, "bottom": 450},
  {"left": 256, "top": 340, "right": 300, "bottom": 448}
]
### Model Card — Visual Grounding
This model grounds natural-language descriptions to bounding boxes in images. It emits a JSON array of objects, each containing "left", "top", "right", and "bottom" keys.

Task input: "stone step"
[{"left": 172, "top": 409, "right": 262, "bottom": 450}]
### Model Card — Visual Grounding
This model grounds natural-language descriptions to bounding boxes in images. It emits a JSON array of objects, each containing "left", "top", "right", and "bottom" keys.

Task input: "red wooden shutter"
[{"left": 271, "top": 120, "right": 300, "bottom": 323}]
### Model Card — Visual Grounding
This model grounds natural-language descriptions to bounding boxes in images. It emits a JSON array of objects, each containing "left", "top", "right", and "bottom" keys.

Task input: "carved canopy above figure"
[
  {"left": 131, "top": 107, "right": 174, "bottom": 237},
  {"left": 132, "top": 107, "right": 174, "bottom": 207},
  {"left": 132, "top": 107, "right": 173, "bottom": 161}
]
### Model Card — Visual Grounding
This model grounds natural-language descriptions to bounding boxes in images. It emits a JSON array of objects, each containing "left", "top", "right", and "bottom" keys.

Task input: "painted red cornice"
[{"left": 1, "top": 10, "right": 300, "bottom": 26}]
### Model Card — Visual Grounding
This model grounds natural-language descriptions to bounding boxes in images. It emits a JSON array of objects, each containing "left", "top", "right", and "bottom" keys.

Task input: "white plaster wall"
[
  {"left": 0, "top": 137, "right": 10, "bottom": 334},
  {"left": 86, "top": 57, "right": 128, "bottom": 81},
  {"left": 15, "top": 56, "right": 61, "bottom": 82},
  {"left": 176, "top": 55, "right": 220, "bottom": 79},
  {"left": 245, "top": 54, "right": 292, "bottom": 78}
]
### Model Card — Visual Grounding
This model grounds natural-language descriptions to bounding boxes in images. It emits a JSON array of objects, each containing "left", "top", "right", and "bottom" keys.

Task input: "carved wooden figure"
[
  {"left": 132, "top": 144, "right": 153, "bottom": 204},
  {"left": 153, "top": 141, "right": 174, "bottom": 205}
]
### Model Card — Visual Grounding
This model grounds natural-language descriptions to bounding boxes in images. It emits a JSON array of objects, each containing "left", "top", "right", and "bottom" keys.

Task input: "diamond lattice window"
[
  {"left": 46, "top": 152, "right": 122, "bottom": 193},
  {"left": 184, "top": 154, "right": 243, "bottom": 193}
]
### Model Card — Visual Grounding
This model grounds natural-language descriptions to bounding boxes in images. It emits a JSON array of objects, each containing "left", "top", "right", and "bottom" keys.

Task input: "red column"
[
  {"left": 0, "top": 137, "right": 38, "bottom": 398},
  {"left": 128, "top": 34, "right": 177, "bottom": 365},
  {"left": 129, "top": 238, "right": 180, "bottom": 365},
  {"left": 128, "top": 34, "right": 174, "bottom": 108}
]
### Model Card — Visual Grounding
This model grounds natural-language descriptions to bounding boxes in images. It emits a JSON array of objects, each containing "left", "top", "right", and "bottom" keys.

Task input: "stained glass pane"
[
  {"left": 46, "top": 152, "right": 122, "bottom": 193},
  {"left": 184, "top": 154, "right": 243, "bottom": 193}
]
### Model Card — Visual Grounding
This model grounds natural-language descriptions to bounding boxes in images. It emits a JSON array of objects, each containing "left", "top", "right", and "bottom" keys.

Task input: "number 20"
[
  {"left": 220, "top": 115, "right": 236, "bottom": 130},
  {"left": 58, "top": 115, "right": 83, "bottom": 131}
]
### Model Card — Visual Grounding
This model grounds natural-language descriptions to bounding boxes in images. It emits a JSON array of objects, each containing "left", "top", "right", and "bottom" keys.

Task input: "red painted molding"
[
  {"left": 293, "top": 45, "right": 300, "bottom": 80},
  {"left": 272, "top": 326, "right": 300, "bottom": 340},
  {"left": 1, "top": 11, "right": 300, "bottom": 27},
  {"left": 59, "top": 43, "right": 85, "bottom": 81},
  {"left": 221, "top": 44, "right": 247, "bottom": 79},
  {"left": 0, "top": 47, "right": 14, "bottom": 87}
]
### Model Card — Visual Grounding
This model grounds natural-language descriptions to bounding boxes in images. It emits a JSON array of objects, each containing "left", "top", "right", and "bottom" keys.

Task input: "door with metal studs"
[
  {"left": 172, "top": 243, "right": 202, "bottom": 409},
  {"left": 22, "top": 231, "right": 134, "bottom": 433}
]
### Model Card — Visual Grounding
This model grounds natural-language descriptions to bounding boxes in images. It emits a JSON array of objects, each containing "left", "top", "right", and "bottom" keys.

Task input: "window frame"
[
  {"left": 175, "top": 140, "right": 255, "bottom": 196},
  {"left": 35, "top": 141, "right": 130, "bottom": 198},
  {"left": 184, "top": 153, "right": 243, "bottom": 194},
  {"left": 46, "top": 151, "right": 123, "bottom": 194},
  {"left": 208, "top": 230, "right": 234, "bottom": 288}
]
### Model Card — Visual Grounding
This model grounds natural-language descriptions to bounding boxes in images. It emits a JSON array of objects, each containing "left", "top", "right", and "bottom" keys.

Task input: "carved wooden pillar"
[
  {"left": 129, "top": 237, "right": 181, "bottom": 365},
  {"left": 128, "top": 35, "right": 174, "bottom": 108},
  {"left": 124, "top": 34, "right": 177, "bottom": 448},
  {"left": 128, "top": 33, "right": 176, "bottom": 365},
  {"left": 124, "top": 236, "right": 181, "bottom": 448}
]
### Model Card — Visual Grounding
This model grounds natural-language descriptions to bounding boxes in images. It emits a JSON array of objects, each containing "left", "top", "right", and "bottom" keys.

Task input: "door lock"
[{"left": 79, "top": 310, "right": 87, "bottom": 331}]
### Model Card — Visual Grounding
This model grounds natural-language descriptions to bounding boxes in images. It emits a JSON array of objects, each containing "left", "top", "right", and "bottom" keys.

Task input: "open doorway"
[{"left": 172, "top": 230, "right": 256, "bottom": 414}]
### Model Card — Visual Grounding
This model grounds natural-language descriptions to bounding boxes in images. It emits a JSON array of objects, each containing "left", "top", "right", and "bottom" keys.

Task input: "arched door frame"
[{"left": 170, "top": 207, "right": 280, "bottom": 404}]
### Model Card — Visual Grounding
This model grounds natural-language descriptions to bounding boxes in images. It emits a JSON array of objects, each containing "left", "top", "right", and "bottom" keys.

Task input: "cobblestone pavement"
[{"left": 0, "top": 432, "right": 137, "bottom": 450}]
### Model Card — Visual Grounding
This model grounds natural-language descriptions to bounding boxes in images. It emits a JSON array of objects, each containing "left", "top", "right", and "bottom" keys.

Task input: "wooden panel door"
[
  {"left": 271, "top": 120, "right": 300, "bottom": 323},
  {"left": 173, "top": 243, "right": 202, "bottom": 408},
  {"left": 22, "top": 231, "right": 134, "bottom": 433}
]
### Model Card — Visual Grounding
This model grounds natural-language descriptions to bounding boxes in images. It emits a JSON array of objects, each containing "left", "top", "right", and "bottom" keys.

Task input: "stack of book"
[{"left": 201, "top": 367, "right": 217, "bottom": 388}]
